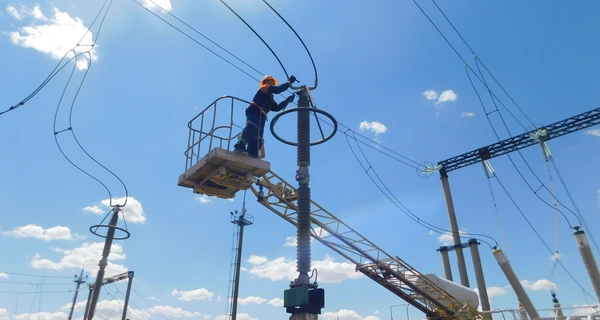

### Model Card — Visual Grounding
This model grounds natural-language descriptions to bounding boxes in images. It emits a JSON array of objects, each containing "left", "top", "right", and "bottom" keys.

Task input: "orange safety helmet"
[{"left": 260, "top": 75, "right": 278, "bottom": 87}]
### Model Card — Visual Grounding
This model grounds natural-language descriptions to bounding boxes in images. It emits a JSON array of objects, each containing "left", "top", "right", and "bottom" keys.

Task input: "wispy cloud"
[
  {"left": 195, "top": 195, "right": 212, "bottom": 204},
  {"left": 2, "top": 224, "right": 80, "bottom": 241},
  {"left": 423, "top": 90, "right": 438, "bottom": 100},
  {"left": 521, "top": 279, "right": 556, "bottom": 291},
  {"left": 142, "top": 0, "right": 173, "bottom": 12},
  {"left": 7, "top": 5, "right": 97, "bottom": 70},
  {"left": 171, "top": 288, "right": 214, "bottom": 301},
  {"left": 437, "top": 90, "right": 457, "bottom": 104},
  {"left": 359, "top": 121, "right": 388, "bottom": 135},
  {"left": 461, "top": 111, "right": 475, "bottom": 117},
  {"left": 586, "top": 129, "right": 600, "bottom": 137},
  {"left": 83, "top": 197, "right": 147, "bottom": 224}
]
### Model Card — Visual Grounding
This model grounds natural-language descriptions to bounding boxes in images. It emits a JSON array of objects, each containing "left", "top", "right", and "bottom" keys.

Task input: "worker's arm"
[
  {"left": 266, "top": 82, "right": 290, "bottom": 94},
  {"left": 271, "top": 95, "right": 295, "bottom": 112}
]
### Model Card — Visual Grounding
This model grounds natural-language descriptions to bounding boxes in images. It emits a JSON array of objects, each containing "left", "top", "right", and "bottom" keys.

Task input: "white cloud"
[
  {"left": 195, "top": 195, "right": 212, "bottom": 204},
  {"left": 142, "top": 0, "right": 173, "bottom": 12},
  {"left": 30, "top": 242, "right": 127, "bottom": 275},
  {"left": 423, "top": 90, "right": 438, "bottom": 100},
  {"left": 6, "top": 5, "right": 47, "bottom": 20},
  {"left": 437, "top": 90, "right": 458, "bottom": 104},
  {"left": 284, "top": 236, "right": 296, "bottom": 246},
  {"left": 520, "top": 279, "right": 555, "bottom": 291},
  {"left": 461, "top": 111, "right": 475, "bottom": 117},
  {"left": 101, "top": 197, "right": 147, "bottom": 223},
  {"left": 215, "top": 314, "right": 257, "bottom": 320},
  {"left": 0, "top": 273, "right": 7, "bottom": 278},
  {"left": 475, "top": 286, "right": 509, "bottom": 299},
  {"left": 6, "top": 5, "right": 22, "bottom": 19},
  {"left": 148, "top": 306, "right": 201, "bottom": 318},
  {"left": 0, "top": 308, "right": 8, "bottom": 320},
  {"left": 83, "top": 196, "right": 147, "bottom": 223},
  {"left": 321, "top": 309, "right": 379, "bottom": 320},
  {"left": 171, "top": 288, "right": 214, "bottom": 301},
  {"left": 586, "top": 129, "right": 600, "bottom": 137},
  {"left": 268, "top": 298, "right": 284, "bottom": 307},
  {"left": 13, "top": 312, "right": 67, "bottom": 320},
  {"left": 571, "top": 305, "right": 600, "bottom": 317},
  {"left": 246, "top": 254, "right": 362, "bottom": 283},
  {"left": 65, "top": 299, "right": 151, "bottom": 320},
  {"left": 82, "top": 205, "right": 103, "bottom": 214},
  {"left": 8, "top": 6, "right": 98, "bottom": 70},
  {"left": 359, "top": 121, "right": 388, "bottom": 135},
  {"left": 436, "top": 230, "right": 467, "bottom": 246},
  {"left": 2, "top": 224, "right": 78, "bottom": 241},
  {"left": 237, "top": 296, "right": 267, "bottom": 305}
]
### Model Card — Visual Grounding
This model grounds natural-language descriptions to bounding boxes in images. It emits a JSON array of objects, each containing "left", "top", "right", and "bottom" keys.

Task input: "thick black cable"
[
  {"left": 410, "top": 0, "right": 528, "bottom": 131},
  {"left": 491, "top": 172, "right": 597, "bottom": 302},
  {"left": 144, "top": 0, "right": 263, "bottom": 76},
  {"left": 422, "top": 0, "right": 584, "bottom": 231},
  {"left": 474, "top": 58, "right": 528, "bottom": 136},
  {"left": 347, "top": 133, "right": 498, "bottom": 249},
  {"left": 131, "top": 0, "right": 261, "bottom": 82},
  {"left": 131, "top": 0, "right": 423, "bottom": 170},
  {"left": 53, "top": 0, "right": 129, "bottom": 208},
  {"left": 429, "top": 0, "right": 535, "bottom": 126},
  {"left": 466, "top": 66, "right": 579, "bottom": 229},
  {"left": 53, "top": 55, "right": 114, "bottom": 203},
  {"left": 219, "top": 0, "right": 289, "bottom": 79},
  {"left": 1, "top": 0, "right": 110, "bottom": 117},
  {"left": 261, "top": 0, "right": 318, "bottom": 87}
]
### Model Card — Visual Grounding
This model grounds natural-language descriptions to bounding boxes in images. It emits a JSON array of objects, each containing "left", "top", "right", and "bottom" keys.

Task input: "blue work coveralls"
[{"left": 234, "top": 82, "right": 291, "bottom": 157}]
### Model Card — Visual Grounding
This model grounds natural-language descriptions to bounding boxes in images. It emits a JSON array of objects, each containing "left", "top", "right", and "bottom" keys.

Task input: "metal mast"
[
  {"left": 68, "top": 269, "right": 87, "bottom": 320},
  {"left": 227, "top": 194, "right": 254, "bottom": 320}
]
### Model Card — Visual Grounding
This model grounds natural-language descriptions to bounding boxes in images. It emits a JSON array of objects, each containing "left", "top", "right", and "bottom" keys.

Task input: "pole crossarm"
[
  {"left": 250, "top": 171, "right": 481, "bottom": 319},
  {"left": 438, "top": 106, "right": 600, "bottom": 172}
]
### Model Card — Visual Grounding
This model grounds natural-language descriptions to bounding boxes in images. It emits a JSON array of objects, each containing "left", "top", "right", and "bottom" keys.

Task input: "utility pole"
[
  {"left": 439, "top": 168, "right": 470, "bottom": 287},
  {"left": 228, "top": 197, "right": 253, "bottom": 320},
  {"left": 68, "top": 269, "right": 88, "bottom": 320},
  {"left": 122, "top": 271, "right": 134, "bottom": 320}
]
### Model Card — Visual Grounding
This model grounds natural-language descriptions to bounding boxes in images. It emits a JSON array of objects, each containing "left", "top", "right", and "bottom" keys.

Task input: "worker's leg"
[
  {"left": 247, "top": 118, "right": 266, "bottom": 158},
  {"left": 234, "top": 114, "right": 259, "bottom": 153}
]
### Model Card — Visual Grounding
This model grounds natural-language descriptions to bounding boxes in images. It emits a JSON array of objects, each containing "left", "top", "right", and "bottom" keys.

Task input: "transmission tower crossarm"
[
  {"left": 250, "top": 170, "right": 481, "bottom": 319},
  {"left": 438, "top": 106, "right": 600, "bottom": 172}
]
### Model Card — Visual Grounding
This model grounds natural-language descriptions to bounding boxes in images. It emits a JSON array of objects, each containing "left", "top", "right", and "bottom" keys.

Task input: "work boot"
[{"left": 233, "top": 143, "right": 248, "bottom": 156}]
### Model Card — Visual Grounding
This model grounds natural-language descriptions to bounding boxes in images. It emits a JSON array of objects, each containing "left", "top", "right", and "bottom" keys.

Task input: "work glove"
[
  {"left": 285, "top": 95, "right": 295, "bottom": 104},
  {"left": 288, "top": 75, "right": 297, "bottom": 84}
]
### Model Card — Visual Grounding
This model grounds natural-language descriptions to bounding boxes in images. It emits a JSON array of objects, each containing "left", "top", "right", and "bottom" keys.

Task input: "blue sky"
[{"left": 1, "top": 0, "right": 600, "bottom": 319}]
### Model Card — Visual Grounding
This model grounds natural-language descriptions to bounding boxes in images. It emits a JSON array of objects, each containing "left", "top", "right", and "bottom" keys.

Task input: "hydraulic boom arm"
[{"left": 250, "top": 170, "right": 481, "bottom": 319}]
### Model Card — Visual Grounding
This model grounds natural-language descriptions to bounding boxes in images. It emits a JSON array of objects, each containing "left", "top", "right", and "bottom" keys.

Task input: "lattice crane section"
[
  {"left": 438, "top": 106, "right": 600, "bottom": 172},
  {"left": 250, "top": 171, "right": 482, "bottom": 320}
]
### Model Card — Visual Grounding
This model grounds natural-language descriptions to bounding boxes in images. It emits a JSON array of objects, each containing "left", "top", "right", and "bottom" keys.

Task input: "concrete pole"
[
  {"left": 440, "top": 169, "right": 470, "bottom": 287},
  {"left": 68, "top": 269, "right": 86, "bottom": 320},
  {"left": 438, "top": 246, "right": 453, "bottom": 281},
  {"left": 493, "top": 249, "right": 539, "bottom": 320},
  {"left": 574, "top": 229, "right": 600, "bottom": 303},
  {"left": 83, "top": 285, "right": 93, "bottom": 320},
  {"left": 468, "top": 239, "right": 491, "bottom": 319},
  {"left": 121, "top": 271, "right": 134, "bottom": 320}
]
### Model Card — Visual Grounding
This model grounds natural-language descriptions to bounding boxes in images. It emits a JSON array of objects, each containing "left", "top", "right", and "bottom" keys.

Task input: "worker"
[{"left": 234, "top": 74, "right": 297, "bottom": 158}]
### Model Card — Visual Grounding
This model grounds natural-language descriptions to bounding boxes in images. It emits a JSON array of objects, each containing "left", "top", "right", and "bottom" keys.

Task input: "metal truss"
[{"left": 250, "top": 171, "right": 482, "bottom": 319}]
